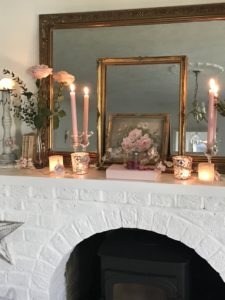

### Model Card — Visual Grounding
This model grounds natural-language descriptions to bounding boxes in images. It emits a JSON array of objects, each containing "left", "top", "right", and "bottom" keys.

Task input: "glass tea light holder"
[
  {"left": 172, "top": 156, "right": 193, "bottom": 180},
  {"left": 198, "top": 162, "right": 215, "bottom": 182},
  {"left": 49, "top": 155, "right": 64, "bottom": 176},
  {"left": 71, "top": 152, "right": 90, "bottom": 175}
]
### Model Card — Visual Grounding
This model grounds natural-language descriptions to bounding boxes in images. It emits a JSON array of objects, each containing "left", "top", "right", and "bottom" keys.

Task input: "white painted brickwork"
[{"left": 0, "top": 174, "right": 224, "bottom": 300}]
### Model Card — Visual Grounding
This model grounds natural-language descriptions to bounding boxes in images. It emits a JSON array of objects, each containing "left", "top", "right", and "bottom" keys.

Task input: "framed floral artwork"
[{"left": 105, "top": 113, "right": 170, "bottom": 165}]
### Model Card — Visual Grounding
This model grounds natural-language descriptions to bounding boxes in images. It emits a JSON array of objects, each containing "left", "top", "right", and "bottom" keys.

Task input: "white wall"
[{"left": 0, "top": 0, "right": 223, "bottom": 85}]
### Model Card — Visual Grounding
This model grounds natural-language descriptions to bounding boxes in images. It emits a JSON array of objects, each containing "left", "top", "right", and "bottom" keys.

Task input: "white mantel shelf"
[
  {"left": 0, "top": 167, "right": 224, "bottom": 196},
  {"left": 0, "top": 167, "right": 225, "bottom": 300}
]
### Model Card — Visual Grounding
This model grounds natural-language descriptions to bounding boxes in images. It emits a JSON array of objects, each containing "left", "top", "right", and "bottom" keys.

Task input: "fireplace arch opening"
[{"left": 65, "top": 228, "right": 225, "bottom": 300}]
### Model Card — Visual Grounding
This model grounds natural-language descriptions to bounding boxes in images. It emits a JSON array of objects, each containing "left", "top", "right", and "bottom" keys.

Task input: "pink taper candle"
[
  {"left": 207, "top": 79, "right": 218, "bottom": 150},
  {"left": 83, "top": 87, "right": 89, "bottom": 145},
  {"left": 70, "top": 84, "right": 78, "bottom": 144}
]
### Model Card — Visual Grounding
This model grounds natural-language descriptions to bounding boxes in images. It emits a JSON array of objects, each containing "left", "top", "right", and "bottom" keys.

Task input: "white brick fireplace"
[{"left": 0, "top": 169, "right": 225, "bottom": 300}]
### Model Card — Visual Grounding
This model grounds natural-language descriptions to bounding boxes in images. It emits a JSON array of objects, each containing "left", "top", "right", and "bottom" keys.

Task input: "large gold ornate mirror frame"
[
  {"left": 39, "top": 3, "right": 225, "bottom": 170},
  {"left": 97, "top": 56, "right": 188, "bottom": 165}
]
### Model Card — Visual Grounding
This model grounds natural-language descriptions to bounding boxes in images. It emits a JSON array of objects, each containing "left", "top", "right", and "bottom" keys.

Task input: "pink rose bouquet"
[
  {"left": 121, "top": 127, "right": 160, "bottom": 167},
  {"left": 121, "top": 129, "right": 152, "bottom": 153},
  {"left": 3, "top": 65, "right": 75, "bottom": 130}
]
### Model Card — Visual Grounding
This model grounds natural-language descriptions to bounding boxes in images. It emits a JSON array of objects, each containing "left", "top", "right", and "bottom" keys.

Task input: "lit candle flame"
[
  {"left": 0, "top": 78, "right": 14, "bottom": 90},
  {"left": 209, "top": 78, "right": 219, "bottom": 95},
  {"left": 70, "top": 83, "right": 75, "bottom": 92},
  {"left": 84, "top": 87, "right": 89, "bottom": 96}
]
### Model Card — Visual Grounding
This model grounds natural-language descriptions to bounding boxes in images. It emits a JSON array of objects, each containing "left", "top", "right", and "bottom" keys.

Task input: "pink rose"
[
  {"left": 135, "top": 134, "right": 152, "bottom": 152},
  {"left": 121, "top": 137, "right": 133, "bottom": 152},
  {"left": 28, "top": 65, "right": 53, "bottom": 79},
  {"left": 128, "top": 128, "right": 142, "bottom": 142},
  {"left": 53, "top": 71, "right": 75, "bottom": 85}
]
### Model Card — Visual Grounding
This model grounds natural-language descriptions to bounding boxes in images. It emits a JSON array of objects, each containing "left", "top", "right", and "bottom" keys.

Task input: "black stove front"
[
  {"left": 65, "top": 228, "right": 225, "bottom": 300},
  {"left": 98, "top": 229, "right": 192, "bottom": 300}
]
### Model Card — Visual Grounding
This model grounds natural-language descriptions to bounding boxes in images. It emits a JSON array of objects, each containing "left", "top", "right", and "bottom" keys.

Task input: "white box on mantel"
[{"left": 106, "top": 164, "right": 161, "bottom": 181}]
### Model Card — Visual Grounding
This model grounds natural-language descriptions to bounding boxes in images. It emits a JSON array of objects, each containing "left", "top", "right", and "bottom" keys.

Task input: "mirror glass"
[
  {"left": 105, "top": 63, "right": 180, "bottom": 156},
  {"left": 52, "top": 18, "right": 225, "bottom": 157}
]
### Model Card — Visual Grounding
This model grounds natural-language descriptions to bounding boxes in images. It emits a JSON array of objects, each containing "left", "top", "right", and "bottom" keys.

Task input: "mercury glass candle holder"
[
  {"left": 172, "top": 155, "right": 192, "bottom": 180},
  {"left": 71, "top": 152, "right": 90, "bottom": 175}
]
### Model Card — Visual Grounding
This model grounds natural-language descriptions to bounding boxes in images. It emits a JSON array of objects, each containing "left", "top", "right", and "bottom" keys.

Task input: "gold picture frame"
[
  {"left": 105, "top": 113, "right": 170, "bottom": 165},
  {"left": 97, "top": 56, "right": 187, "bottom": 166}
]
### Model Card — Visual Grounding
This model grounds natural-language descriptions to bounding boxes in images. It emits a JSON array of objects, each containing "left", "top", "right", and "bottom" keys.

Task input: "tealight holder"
[
  {"left": 49, "top": 155, "right": 64, "bottom": 172},
  {"left": 71, "top": 152, "right": 90, "bottom": 175},
  {"left": 172, "top": 155, "right": 192, "bottom": 180},
  {"left": 49, "top": 155, "right": 64, "bottom": 176},
  {"left": 198, "top": 162, "right": 215, "bottom": 182}
]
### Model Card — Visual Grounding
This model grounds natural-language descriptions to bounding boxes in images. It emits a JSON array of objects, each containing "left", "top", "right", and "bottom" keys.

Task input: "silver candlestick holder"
[
  {"left": 71, "top": 131, "right": 93, "bottom": 175},
  {"left": 0, "top": 88, "right": 16, "bottom": 166},
  {"left": 205, "top": 143, "right": 218, "bottom": 163},
  {"left": 71, "top": 131, "right": 93, "bottom": 152}
]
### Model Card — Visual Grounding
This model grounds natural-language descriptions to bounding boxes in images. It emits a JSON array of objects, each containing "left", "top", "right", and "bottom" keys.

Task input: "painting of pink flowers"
[{"left": 106, "top": 113, "right": 169, "bottom": 165}]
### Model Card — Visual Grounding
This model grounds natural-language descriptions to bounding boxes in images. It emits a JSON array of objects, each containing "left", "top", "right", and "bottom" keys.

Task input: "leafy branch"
[{"left": 3, "top": 69, "right": 67, "bottom": 130}]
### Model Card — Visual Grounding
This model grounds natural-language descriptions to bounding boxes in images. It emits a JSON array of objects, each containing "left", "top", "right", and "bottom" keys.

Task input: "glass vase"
[
  {"left": 124, "top": 151, "right": 140, "bottom": 170},
  {"left": 34, "top": 129, "right": 47, "bottom": 169}
]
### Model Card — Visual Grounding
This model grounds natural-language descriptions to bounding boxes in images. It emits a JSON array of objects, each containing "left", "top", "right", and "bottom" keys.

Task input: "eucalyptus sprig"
[{"left": 3, "top": 66, "right": 75, "bottom": 130}]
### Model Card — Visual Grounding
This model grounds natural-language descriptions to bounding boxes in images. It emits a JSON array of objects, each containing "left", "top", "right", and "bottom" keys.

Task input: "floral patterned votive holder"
[
  {"left": 71, "top": 152, "right": 90, "bottom": 175},
  {"left": 172, "top": 155, "right": 192, "bottom": 180}
]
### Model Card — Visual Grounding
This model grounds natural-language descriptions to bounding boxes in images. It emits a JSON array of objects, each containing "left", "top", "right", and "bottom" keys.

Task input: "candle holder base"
[
  {"left": 205, "top": 143, "right": 218, "bottom": 163},
  {"left": 72, "top": 131, "right": 93, "bottom": 152},
  {"left": 0, "top": 153, "right": 16, "bottom": 167},
  {"left": 70, "top": 131, "right": 93, "bottom": 175}
]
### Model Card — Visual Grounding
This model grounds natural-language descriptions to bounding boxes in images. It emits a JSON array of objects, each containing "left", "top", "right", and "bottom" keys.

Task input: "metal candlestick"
[
  {"left": 71, "top": 131, "right": 93, "bottom": 175},
  {"left": 0, "top": 89, "right": 16, "bottom": 166},
  {"left": 71, "top": 131, "right": 93, "bottom": 152}
]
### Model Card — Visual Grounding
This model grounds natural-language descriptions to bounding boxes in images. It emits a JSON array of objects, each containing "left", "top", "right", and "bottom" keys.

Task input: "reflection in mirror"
[
  {"left": 52, "top": 20, "right": 225, "bottom": 158},
  {"left": 186, "top": 62, "right": 225, "bottom": 156},
  {"left": 106, "top": 64, "right": 180, "bottom": 153},
  {"left": 40, "top": 4, "right": 225, "bottom": 171},
  {"left": 96, "top": 56, "right": 187, "bottom": 165}
]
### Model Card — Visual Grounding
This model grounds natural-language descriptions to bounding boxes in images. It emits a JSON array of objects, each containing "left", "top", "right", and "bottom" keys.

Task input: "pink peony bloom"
[
  {"left": 53, "top": 71, "right": 75, "bottom": 85},
  {"left": 121, "top": 137, "right": 133, "bottom": 152},
  {"left": 135, "top": 134, "right": 152, "bottom": 152},
  {"left": 28, "top": 65, "right": 53, "bottom": 79},
  {"left": 128, "top": 128, "right": 142, "bottom": 142}
]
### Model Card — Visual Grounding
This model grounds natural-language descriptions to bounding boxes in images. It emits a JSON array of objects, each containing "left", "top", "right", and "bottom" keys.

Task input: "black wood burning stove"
[
  {"left": 98, "top": 229, "right": 192, "bottom": 300},
  {"left": 65, "top": 228, "right": 225, "bottom": 300}
]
